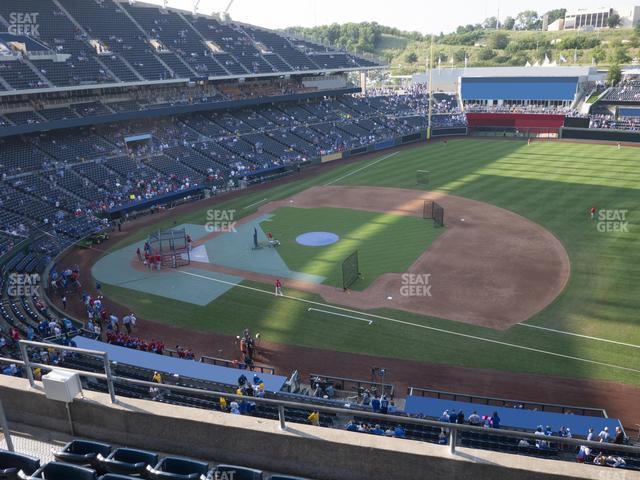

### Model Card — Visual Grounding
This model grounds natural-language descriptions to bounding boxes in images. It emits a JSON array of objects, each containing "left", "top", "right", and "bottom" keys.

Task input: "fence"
[
  {"left": 2, "top": 340, "right": 640, "bottom": 459},
  {"left": 341, "top": 250, "right": 360, "bottom": 291},
  {"left": 199, "top": 355, "right": 276, "bottom": 375},
  {"left": 408, "top": 386, "right": 607, "bottom": 418},
  {"left": 423, "top": 201, "right": 444, "bottom": 228}
]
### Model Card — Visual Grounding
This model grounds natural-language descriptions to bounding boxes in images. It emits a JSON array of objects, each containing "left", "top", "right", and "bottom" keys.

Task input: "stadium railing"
[
  {"left": 199, "top": 354, "right": 276, "bottom": 375},
  {"left": 408, "top": 386, "right": 607, "bottom": 418},
  {"left": 2, "top": 340, "right": 640, "bottom": 459}
]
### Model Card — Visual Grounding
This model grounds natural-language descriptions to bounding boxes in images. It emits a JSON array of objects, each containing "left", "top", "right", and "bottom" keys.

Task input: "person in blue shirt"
[
  {"left": 371, "top": 424, "right": 385, "bottom": 435},
  {"left": 26, "top": 326, "right": 35, "bottom": 341},
  {"left": 448, "top": 410, "right": 458, "bottom": 423},
  {"left": 380, "top": 395, "right": 389, "bottom": 414},
  {"left": 491, "top": 412, "right": 501, "bottom": 429},
  {"left": 345, "top": 420, "right": 359, "bottom": 432},
  {"left": 371, "top": 396, "right": 381, "bottom": 413},
  {"left": 393, "top": 425, "right": 405, "bottom": 438}
]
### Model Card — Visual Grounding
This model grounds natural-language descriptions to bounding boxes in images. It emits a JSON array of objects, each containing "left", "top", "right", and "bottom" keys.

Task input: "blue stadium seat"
[
  {"left": 26, "top": 462, "right": 97, "bottom": 480},
  {"left": 52, "top": 440, "right": 111, "bottom": 468},
  {"left": 213, "top": 464, "right": 263, "bottom": 480},
  {"left": 0, "top": 450, "right": 40, "bottom": 480},
  {"left": 97, "top": 448, "right": 158, "bottom": 476},
  {"left": 146, "top": 457, "right": 209, "bottom": 480}
]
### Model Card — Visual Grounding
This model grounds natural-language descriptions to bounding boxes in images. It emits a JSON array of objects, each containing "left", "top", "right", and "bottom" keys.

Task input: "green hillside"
[{"left": 284, "top": 22, "right": 640, "bottom": 73}]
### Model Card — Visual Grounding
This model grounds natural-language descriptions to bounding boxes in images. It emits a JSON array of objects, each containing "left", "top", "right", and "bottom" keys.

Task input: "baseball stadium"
[{"left": 0, "top": 1, "right": 639, "bottom": 479}]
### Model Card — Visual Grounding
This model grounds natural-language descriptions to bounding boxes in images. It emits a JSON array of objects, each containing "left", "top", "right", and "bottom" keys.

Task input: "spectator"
[
  {"left": 490, "top": 412, "right": 501, "bottom": 429},
  {"left": 613, "top": 426, "right": 625, "bottom": 444},
  {"left": 308, "top": 411, "right": 320, "bottom": 426},
  {"left": 598, "top": 426, "right": 610, "bottom": 443},
  {"left": 468, "top": 411, "right": 481, "bottom": 426}
]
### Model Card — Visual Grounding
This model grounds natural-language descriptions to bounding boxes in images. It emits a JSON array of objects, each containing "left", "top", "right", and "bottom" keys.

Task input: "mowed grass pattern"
[
  {"left": 102, "top": 140, "right": 640, "bottom": 386},
  {"left": 261, "top": 207, "right": 442, "bottom": 290}
]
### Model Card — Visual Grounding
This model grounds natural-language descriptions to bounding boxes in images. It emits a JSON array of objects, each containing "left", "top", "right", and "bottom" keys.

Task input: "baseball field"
[{"left": 94, "top": 139, "right": 640, "bottom": 389}]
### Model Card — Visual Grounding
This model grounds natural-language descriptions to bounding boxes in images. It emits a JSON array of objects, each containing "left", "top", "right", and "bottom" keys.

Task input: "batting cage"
[
  {"left": 416, "top": 170, "right": 431, "bottom": 185},
  {"left": 423, "top": 201, "right": 445, "bottom": 228},
  {"left": 148, "top": 228, "right": 190, "bottom": 268},
  {"left": 342, "top": 250, "right": 361, "bottom": 291}
]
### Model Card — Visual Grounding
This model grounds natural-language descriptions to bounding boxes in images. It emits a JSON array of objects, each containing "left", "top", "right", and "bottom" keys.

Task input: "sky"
[{"left": 139, "top": 0, "right": 640, "bottom": 34}]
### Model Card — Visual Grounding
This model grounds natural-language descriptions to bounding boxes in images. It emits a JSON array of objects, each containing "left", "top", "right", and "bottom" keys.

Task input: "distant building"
[{"left": 544, "top": 6, "right": 640, "bottom": 31}]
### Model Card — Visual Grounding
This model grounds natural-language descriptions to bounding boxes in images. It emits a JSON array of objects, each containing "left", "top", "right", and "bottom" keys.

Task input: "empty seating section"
[
  {"left": 0, "top": 0, "right": 112, "bottom": 88},
  {"left": 122, "top": 4, "right": 241, "bottom": 78},
  {"left": 602, "top": 81, "right": 640, "bottom": 103},
  {"left": 72, "top": 102, "right": 114, "bottom": 117},
  {"left": 38, "top": 107, "right": 79, "bottom": 121},
  {"left": 58, "top": 0, "right": 171, "bottom": 81},
  {"left": 0, "top": 1, "right": 379, "bottom": 90},
  {"left": 185, "top": 17, "right": 270, "bottom": 75},
  {"left": 163, "top": 145, "right": 223, "bottom": 176},
  {"left": 0, "top": 138, "right": 49, "bottom": 172},
  {"left": 242, "top": 26, "right": 318, "bottom": 71},
  {"left": 33, "top": 131, "right": 117, "bottom": 163},
  {"left": 148, "top": 154, "right": 199, "bottom": 179},
  {"left": 0, "top": 60, "right": 47, "bottom": 90}
]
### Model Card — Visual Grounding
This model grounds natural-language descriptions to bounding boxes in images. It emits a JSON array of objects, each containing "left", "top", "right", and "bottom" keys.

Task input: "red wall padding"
[{"left": 466, "top": 113, "right": 566, "bottom": 129}]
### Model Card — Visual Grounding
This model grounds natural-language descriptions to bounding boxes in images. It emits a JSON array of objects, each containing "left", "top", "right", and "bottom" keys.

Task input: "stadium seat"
[
  {"left": 25, "top": 462, "right": 97, "bottom": 480},
  {"left": 145, "top": 457, "right": 209, "bottom": 480},
  {"left": 97, "top": 448, "right": 158, "bottom": 476},
  {"left": 213, "top": 464, "right": 263, "bottom": 480},
  {"left": 0, "top": 450, "right": 40, "bottom": 480},
  {"left": 52, "top": 440, "right": 111, "bottom": 467}
]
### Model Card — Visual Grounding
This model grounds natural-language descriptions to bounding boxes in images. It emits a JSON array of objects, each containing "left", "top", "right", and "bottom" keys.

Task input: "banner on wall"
[{"left": 321, "top": 152, "right": 343, "bottom": 163}]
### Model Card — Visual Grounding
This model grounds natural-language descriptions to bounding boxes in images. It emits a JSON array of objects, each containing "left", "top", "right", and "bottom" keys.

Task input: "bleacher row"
[
  {"left": 0, "top": 93, "right": 465, "bottom": 242},
  {"left": 0, "top": 0, "right": 379, "bottom": 92},
  {"left": 0, "top": 441, "right": 305, "bottom": 479}
]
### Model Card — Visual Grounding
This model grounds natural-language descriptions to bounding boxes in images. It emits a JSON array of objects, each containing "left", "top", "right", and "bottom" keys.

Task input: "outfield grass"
[
  {"left": 101, "top": 139, "right": 640, "bottom": 387},
  {"left": 261, "top": 207, "right": 441, "bottom": 290}
]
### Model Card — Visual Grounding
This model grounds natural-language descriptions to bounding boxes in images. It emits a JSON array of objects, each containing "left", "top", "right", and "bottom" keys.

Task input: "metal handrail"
[
  {"left": 1, "top": 344, "right": 638, "bottom": 457},
  {"left": 17, "top": 339, "right": 115, "bottom": 403},
  {"left": 408, "top": 386, "right": 607, "bottom": 417}
]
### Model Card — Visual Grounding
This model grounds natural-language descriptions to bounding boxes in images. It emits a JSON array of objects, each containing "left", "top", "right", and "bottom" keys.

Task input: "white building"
[{"left": 546, "top": 6, "right": 640, "bottom": 30}]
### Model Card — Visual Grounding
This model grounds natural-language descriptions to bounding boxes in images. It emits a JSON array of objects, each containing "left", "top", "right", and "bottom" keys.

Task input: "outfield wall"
[
  {"left": 466, "top": 113, "right": 566, "bottom": 129},
  {"left": 0, "top": 376, "right": 631, "bottom": 480},
  {"left": 561, "top": 127, "right": 640, "bottom": 143}
]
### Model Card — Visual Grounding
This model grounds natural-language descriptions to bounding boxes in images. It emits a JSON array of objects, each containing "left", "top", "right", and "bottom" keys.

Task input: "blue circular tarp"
[{"left": 295, "top": 231, "right": 340, "bottom": 247}]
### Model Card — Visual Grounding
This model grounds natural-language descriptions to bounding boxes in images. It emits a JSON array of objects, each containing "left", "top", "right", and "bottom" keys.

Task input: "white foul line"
[
  {"left": 243, "top": 198, "right": 268, "bottom": 210},
  {"left": 323, "top": 151, "right": 399, "bottom": 186},
  {"left": 308, "top": 307, "right": 373, "bottom": 325},
  {"left": 179, "top": 271, "right": 640, "bottom": 374},
  {"left": 517, "top": 323, "right": 640, "bottom": 349}
]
